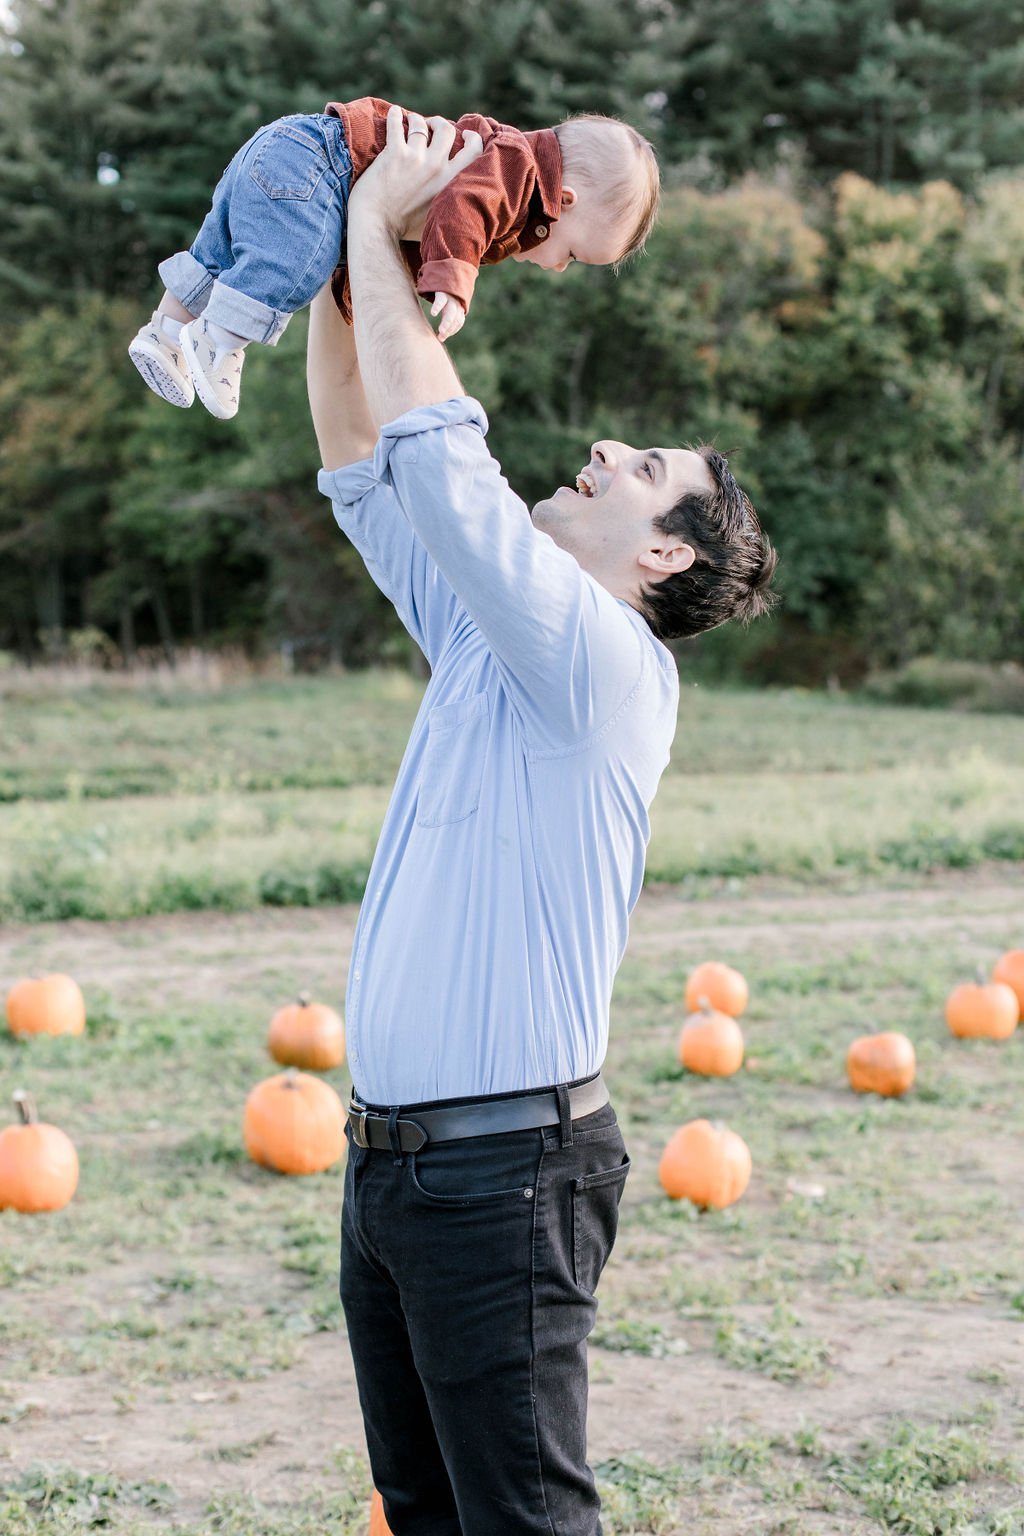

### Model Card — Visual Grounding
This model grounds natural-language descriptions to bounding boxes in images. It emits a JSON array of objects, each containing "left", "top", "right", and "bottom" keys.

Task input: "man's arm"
[
  {"left": 308, "top": 185, "right": 468, "bottom": 666},
  {"left": 342, "top": 111, "right": 648, "bottom": 750},
  {"left": 347, "top": 110, "right": 470, "bottom": 424},
  {"left": 310, "top": 109, "right": 483, "bottom": 455},
  {"left": 306, "top": 282, "right": 378, "bottom": 472}
]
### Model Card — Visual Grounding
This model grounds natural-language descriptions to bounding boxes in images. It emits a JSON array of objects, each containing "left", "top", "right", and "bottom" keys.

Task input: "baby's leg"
[
  {"left": 130, "top": 135, "right": 258, "bottom": 409},
  {"left": 200, "top": 114, "right": 351, "bottom": 347},
  {"left": 128, "top": 296, "right": 197, "bottom": 409},
  {"left": 155, "top": 128, "right": 262, "bottom": 324},
  {"left": 157, "top": 291, "right": 193, "bottom": 325}
]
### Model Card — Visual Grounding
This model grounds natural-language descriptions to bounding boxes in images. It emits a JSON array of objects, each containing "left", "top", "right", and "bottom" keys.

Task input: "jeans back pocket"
[
  {"left": 416, "top": 692, "right": 490, "bottom": 828},
  {"left": 249, "top": 121, "right": 330, "bottom": 201},
  {"left": 572, "top": 1155, "right": 631, "bottom": 1295}
]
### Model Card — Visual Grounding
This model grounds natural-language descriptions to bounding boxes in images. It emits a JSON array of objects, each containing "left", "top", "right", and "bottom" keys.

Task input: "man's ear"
[
  {"left": 637, "top": 541, "right": 696, "bottom": 578},
  {"left": 560, "top": 185, "right": 578, "bottom": 209}
]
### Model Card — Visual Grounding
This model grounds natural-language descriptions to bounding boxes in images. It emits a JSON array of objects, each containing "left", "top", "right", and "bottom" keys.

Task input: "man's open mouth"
[{"left": 574, "top": 468, "right": 598, "bottom": 499}]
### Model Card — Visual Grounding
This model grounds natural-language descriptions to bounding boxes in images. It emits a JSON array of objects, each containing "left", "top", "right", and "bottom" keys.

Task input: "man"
[{"left": 307, "top": 108, "right": 777, "bottom": 1536}]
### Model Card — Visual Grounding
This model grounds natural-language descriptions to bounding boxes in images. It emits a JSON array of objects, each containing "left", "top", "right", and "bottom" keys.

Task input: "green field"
[
  {"left": 3, "top": 674, "right": 1024, "bottom": 922},
  {"left": 2, "top": 676, "right": 1023, "bottom": 1533}
]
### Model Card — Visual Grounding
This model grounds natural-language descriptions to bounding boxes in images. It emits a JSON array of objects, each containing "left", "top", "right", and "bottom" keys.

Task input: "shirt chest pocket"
[{"left": 416, "top": 692, "right": 490, "bottom": 828}]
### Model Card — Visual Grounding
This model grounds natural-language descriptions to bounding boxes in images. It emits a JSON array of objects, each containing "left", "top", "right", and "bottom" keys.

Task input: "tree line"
[{"left": 1, "top": 0, "right": 1022, "bottom": 679}]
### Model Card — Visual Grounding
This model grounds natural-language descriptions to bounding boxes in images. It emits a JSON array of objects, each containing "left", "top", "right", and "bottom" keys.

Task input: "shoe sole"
[
  {"left": 182, "top": 328, "right": 240, "bottom": 421},
  {"left": 129, "top": 336, "right": 194, "bottom": 408}
]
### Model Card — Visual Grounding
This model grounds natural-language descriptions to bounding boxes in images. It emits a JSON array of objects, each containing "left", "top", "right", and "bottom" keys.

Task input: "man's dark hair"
[{"left": 638, "top": 447, "right": 779, "bottom": 642}]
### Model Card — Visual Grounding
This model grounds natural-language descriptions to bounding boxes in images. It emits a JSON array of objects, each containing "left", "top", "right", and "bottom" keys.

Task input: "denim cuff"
[
  {"left": 157, "top": 253, "right": 292, "bottom": 344},
  {"left": 157, "top": 251, "right": 214, "bottom": 316},
  {"left": 202, "top": 278, "right": 292, "bottom": 346}
]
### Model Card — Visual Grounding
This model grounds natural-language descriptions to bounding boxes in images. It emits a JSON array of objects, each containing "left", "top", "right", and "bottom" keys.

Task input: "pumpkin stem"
[
  {"left": 297, "top": 991, "right": 312, "bottom": 1008},
  {"left": 976, "top": 964, "right": 988, "bottom": 987},
  {"left": 13, "top": 1088, "right": 38, "bottom": 1125},
  {"left": 698, "top": 995, "right": 713, "bottom": 1015},
  {"left": 283, "top": 1068, "right": 299, "bottom": 1088}
]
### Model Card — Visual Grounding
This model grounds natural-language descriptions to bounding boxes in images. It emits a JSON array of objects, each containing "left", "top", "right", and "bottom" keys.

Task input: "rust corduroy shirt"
[{"left": 324, "top": 96, "right": 563, "bottom": 320}]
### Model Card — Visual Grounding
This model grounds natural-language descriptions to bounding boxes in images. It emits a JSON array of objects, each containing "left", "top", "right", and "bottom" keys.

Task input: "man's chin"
[{"left": 532, "top": 487, "right": 573, "bottom": 524}]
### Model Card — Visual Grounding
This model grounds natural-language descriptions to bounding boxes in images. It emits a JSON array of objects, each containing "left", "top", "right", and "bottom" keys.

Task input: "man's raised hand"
[{"left": 350, "top": 106, "right": 484, "bottom": 243}]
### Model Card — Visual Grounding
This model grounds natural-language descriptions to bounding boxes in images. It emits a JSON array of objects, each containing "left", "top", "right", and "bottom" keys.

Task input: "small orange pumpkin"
[
  {"left": 679, "top": 1000, "right": 744, "bottom": 1077},
  {"left": 992, "top": 950, "right": 1024, "bottom": 1019},
  {"left": 945, "top": 977, "right": 1018, "bottom": 1040},
  {"left": 268, "top": 992, "right": 345, "bottom": 1071},
  {"left": 684, "top": 961, "right": 748, "bottom": 1019},
  {"left": 0, "top": 1090, "right": 80, "bottom": 1213},
  {"left": 6, "top": 974, "right": 86, "bottom": 1038},
  {"left": 658, "top": 1119, "right": 752, "bottom": 1210},
  {"left": 244, "top": 1069, "right": 345, "bottom": 1175},
  {"left": 846, "top": 1031, "right": 916, "bottom": 1097},
  {"left": 368, "top": 1489, "right": 393, "bottom": 1536}
]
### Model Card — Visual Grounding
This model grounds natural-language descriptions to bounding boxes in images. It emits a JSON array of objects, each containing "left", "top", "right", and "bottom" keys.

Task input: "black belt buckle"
[{"left": 348, "top": 1101, "right": 429, "bottom": 1152}]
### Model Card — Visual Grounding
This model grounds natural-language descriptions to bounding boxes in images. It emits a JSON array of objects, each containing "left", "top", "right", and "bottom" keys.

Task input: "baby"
[{"left": 128, "top": 97, "right": 659, "bottom": 420}]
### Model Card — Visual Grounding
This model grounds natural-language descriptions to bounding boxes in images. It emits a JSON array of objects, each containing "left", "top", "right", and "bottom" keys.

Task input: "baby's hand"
[{"left": 430, "top": 292, "right": 465, "bottom": 343}]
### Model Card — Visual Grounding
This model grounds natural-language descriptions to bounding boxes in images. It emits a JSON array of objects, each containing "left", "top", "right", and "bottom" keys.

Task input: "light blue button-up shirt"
[{"left": 318, "top": 397, "right": 679, "bottom": 1105}]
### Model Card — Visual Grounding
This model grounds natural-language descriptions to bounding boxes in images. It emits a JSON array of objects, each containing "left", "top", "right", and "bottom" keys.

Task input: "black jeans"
[{"left": 339, "top": 1079, "right": 630, "bottom": 1536}]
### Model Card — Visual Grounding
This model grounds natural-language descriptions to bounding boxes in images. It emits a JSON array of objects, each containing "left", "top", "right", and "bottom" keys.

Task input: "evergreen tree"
[{"left": 652, "top": 0, "right": 1024, "bottom": 188}]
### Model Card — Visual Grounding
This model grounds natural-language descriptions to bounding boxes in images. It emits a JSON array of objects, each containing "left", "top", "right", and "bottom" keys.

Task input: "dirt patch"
[
  {"left": 3, "top": 1298, "right": 1021, "bottom": 1521},
  {"left": 3, "top": 877, "right": 1023, "bottom": 1527},
  {"left": 3, "top": 865, "right": 1021, "bottom": 999},
  {"left": 636, "top": 866, "right": 1024, "bottom": 957},
  {"left": 1, "top": 905, "right": 358, "bottom": 1014}
]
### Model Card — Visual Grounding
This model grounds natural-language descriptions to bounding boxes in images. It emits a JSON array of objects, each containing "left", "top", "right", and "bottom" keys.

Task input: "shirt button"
[{"left": 534, "top": 224, "right": 548, "bottom": 239}]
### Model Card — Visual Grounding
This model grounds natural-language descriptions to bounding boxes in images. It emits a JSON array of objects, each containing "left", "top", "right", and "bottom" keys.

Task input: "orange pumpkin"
[
  {"left": 846, "top": 1031, "right": 916, "bottom": 1097},
  {"left": 678, "top": 1001, "right": 744, "bottom": 1077},
  {"left": 268, "top": 992, "right": 345, "bottom": 1071},
  {"left": 6, "top": 974, "right": 85, "bottom": 1038},
  {"left": 0, "top": 1090, "right": 79, "bottom": 1213},
  {"left": 368, "top": 1489, "right": 393, "bottom": 1536},
  {"left": 658, "top": 1119, "right": 751, "bottom": 1210},
  {"left": 244, "top": 1069, "right": 345, "bottom": 1175},
  {"left": 945, "top": 979, "right": 1018, "bottom": 1040},
  {"left": 684, "top": 962, "right": 748, "bottom": 1019},
  {"left": 992, "top": 950, "right": 1024, "bottom": 1018}
]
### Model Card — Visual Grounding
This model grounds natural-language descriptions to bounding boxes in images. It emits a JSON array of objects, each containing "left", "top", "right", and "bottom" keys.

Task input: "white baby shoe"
[
  {"left": 128, "top": 312, "right": 195, "bottom": 408},
  {"left": 181, "top": 317, "right": 246, "bottom": 420}
]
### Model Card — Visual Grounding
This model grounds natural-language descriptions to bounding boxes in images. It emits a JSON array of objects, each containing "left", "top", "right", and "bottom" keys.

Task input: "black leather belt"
[{"left": 347, "top": 1072, "right": 609, "bottom": 1152}]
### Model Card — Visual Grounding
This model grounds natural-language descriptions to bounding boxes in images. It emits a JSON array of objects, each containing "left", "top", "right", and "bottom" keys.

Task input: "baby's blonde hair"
[{"left": 552, "top": 114, "right": 660, "bottom": 266}]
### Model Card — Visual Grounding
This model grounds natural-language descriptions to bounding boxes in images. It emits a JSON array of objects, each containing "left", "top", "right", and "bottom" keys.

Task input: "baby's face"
[{"left": 512, "top": 191, "right": 625, "bottom": 273}]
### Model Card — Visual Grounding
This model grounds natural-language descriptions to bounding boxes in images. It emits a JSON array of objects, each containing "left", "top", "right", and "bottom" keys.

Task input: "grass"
[
  {"left": 712, "top": 1305, "right": 834, "bottom": 1383},
  {"left": 1, "top": 675, "right": 1023, "bottom": 921},
  {"left": 6, "top": 1421, "right": 1014, "bottom": 1534},
  {"left": 0, "top": 671, "right": 422, "bottom": 803},
  {"left": 1, "top": 675, "right": 1023, "bottom": 1531},
  {"left": 0, "top": 1455, "right": 373, "bottom": 1535},
  {"left": 2, "top": 889, "right": 1023, "bottom": 1529}
]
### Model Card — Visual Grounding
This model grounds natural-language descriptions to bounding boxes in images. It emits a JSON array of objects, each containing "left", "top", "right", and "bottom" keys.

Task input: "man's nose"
[{"left": 590, "top": 442, "right": 621, "bottom": 469}]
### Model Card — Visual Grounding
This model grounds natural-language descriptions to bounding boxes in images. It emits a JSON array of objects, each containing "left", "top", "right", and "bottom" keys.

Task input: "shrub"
[{"left": 861, "top": 658, "right": 1024, "bottom": 713}]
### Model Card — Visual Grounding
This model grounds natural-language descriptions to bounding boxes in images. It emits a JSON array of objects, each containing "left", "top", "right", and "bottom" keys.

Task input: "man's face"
[{"left": 530, "top": 440, "right": 712, "bottom": 599}]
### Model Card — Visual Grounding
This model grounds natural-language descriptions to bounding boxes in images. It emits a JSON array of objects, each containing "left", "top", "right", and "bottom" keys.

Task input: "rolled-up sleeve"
[
  {"left": 318, "top": 437, "right": 464, "bottom": 667},
  {"left": 367, "top": 397, "right": 646, "bottom": 749}
]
